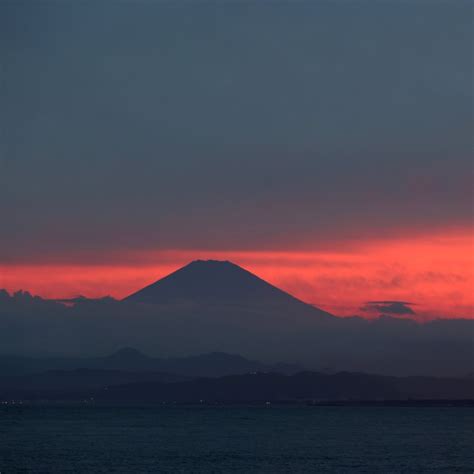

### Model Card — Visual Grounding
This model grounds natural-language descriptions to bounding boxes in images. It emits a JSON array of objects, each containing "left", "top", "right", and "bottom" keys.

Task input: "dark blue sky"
[{"left": 1, "top": 0, "right": 472, "bottom": 263}]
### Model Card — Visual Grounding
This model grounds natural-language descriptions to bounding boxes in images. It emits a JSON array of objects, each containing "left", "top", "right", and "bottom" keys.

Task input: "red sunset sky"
[
  {"left": 2, "top": 229, "right": 472, "bottom": 320},
  {"left": 1, "top": 2, "right": 472, "bottom": 320}
]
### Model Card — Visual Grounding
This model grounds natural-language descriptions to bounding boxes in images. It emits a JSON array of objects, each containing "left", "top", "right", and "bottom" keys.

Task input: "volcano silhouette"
[{"left": 124, "top": 260, "right": 332, "bottom": 317}]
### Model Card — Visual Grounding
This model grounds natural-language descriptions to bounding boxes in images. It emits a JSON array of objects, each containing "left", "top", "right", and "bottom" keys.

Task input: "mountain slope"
[{"left": 124, "top": 259, "right": 332, "bottom": 317}]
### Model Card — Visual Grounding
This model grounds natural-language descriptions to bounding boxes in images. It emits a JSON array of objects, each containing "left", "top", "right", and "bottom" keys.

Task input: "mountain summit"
[{"left": 124, "top": 260, "right": 331, "bottom": 316}]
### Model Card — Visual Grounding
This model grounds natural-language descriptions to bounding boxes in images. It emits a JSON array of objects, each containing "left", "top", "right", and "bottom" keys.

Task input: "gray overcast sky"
[{"left": 1, "top": 0, "right": 472, "bottom": 263}]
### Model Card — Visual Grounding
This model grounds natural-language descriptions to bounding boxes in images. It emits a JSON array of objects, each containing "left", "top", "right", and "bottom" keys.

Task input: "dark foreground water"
[{"left": 1, "top": 405, "right": 473, "bottom": 473}]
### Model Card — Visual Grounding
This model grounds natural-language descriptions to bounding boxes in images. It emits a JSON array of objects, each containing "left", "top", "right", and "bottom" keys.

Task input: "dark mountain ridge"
[
  {"left": 0, "top": 348, "right": 303, "bottom": 378},
  {"left": 104, "top": 372, "right": 472, "bottom": 403},
  {"left": 0, "top": 368, "right": 187, "bottom": 391},
  {"left": 2, "top": 371, "right": 472, "bottom": 404}
]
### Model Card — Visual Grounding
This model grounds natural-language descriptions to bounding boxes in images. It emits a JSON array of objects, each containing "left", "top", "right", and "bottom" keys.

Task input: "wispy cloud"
[{"left": 360, "top": 301, "right": 416, "bottom": 316}]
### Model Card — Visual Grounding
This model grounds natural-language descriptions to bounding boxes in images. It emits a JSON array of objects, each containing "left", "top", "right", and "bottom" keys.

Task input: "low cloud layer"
[{"left": 0, "top": 290, "right": 472, "bottom": 377}]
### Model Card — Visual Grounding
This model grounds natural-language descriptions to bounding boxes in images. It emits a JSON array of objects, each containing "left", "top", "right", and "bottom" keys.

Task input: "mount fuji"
[{"left": 124, "top": 259, "right": 333, "bottom": 319}]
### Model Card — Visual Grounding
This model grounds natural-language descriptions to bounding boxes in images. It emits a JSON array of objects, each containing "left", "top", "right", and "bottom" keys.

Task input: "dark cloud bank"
[{"left": 1, "top": 290, "right": 472, "bottom": 377}]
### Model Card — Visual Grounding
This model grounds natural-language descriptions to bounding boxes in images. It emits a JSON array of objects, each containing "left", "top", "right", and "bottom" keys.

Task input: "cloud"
[
  {"left": 360, "top": 301, "right": 416, "bottom": 315},
  {"left": 0, "top": 289, "right": 472, "bottom": 378}
]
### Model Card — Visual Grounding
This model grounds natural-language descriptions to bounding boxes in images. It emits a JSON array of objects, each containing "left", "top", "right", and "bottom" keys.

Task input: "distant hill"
[
  {"left": 0, "top": 368, "right": 187, "bottom": 392},
  {"left": 0, "top": 348, "right": 304, "bottom": 378},
  {"left": 95, "top": 372, "right": 474, "bottom": 403},
  {"left": 2, "top": 371, "right": 472, "bottom": 403}
]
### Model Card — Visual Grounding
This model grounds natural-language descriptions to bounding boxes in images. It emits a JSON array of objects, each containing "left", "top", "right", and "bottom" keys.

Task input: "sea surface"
[{"left": 1, "top": 405, "right": 473, "bottom": 473}]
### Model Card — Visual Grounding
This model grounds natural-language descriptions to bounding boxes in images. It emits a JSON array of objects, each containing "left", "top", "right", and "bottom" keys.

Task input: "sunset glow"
[{"left": 2, "top": 229, "right": 472, "bottom": 320}]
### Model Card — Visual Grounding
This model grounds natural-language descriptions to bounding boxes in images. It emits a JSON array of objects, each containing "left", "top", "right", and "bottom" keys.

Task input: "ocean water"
[{"left": 0, "top": 406, "right": 472, "bottom": 473}]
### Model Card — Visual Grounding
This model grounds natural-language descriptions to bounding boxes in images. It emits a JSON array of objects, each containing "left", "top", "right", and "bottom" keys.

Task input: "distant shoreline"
[{"left": 2, "top": 399, "right": 474, "bottom": 408}]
